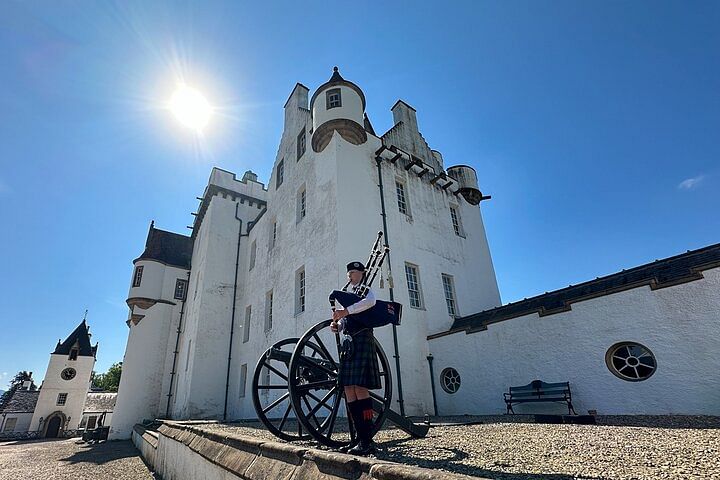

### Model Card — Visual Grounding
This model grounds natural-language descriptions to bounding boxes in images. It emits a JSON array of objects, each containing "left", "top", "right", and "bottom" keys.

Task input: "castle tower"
[
  {"left": 109, "top": 222, "right": 193, "bottom": 439},
  {"left": 310, "top": 66, "right": 368, "bottom": 153},
  {"left": 29, "top": 320, "right": 97, "bottom": 437}
]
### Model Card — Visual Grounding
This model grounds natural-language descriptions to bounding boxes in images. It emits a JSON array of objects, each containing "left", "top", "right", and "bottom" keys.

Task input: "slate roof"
[
  {"left": 0, "top": 390, "right": 39, "bottom": 413},
  {"left": 84, "top": 392, "right": 117, "bottom": 413},
  {"left": 134, "top": 222, "right": 193, "bottom": 269},
  {"left": 53, "top": 320, "right": 97, "bottom": 357},
  {"left": 438, "top": 242, "right": 720, "bottom": 337}
]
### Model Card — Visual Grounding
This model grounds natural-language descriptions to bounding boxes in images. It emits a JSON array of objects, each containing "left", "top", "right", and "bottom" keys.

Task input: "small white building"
[
  {"left": 109, "top": 67, "right": 719, "bottom": 439},
  {"left": 0, "top": 390, "right": 38, "bottom": 437},
  {"left": 0, "top": 320, "right": 117, "bottom": 439}
]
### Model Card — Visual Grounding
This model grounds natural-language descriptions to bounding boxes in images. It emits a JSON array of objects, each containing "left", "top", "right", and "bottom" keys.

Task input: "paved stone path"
[{"left": 0, "top": 438, "right": 154, "bottom": 480}]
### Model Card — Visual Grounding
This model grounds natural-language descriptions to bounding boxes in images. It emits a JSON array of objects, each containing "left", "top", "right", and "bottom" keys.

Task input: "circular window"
[
  {"left": 61, "top": 368, "right": 77, "bottom": 381},
  {"left": 440, "top": 367, "right": 461, "bottom": 394},
  {"left": 605, "top": 342, "right": 656, "bottom": 382}
]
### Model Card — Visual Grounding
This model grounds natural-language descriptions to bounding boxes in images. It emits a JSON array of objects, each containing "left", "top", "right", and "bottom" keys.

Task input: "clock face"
[{"left": 61, "top": 368, "right": 76, "bottom": 381}]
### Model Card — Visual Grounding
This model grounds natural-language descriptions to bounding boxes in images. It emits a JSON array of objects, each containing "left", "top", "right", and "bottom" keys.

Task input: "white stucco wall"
[
  {"left": 110, "top": 260, "right": 188, "bottom": 439},
  {"left": 429, "top": 266, "right": 720, "bottom": 416},
  {"left": 312, "top": 84, "right": 364, "bottom": 130},
  {"left": 0, "top": 412, "right": 33, "bottom": 433},
  {"left": 170, "top": 169, "right": 268, "bottom": 420}
]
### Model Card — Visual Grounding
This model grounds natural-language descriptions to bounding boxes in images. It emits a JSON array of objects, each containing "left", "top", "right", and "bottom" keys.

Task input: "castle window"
[
  {"left": 440, "top": 367, "right": 461, "bottom": 394},
  {"left": 297, "top": 128, "right": 306, "bottom": 160},
  {"left": 86, "top": 416, "right": 97, "bottom": 430},
  {"left": 239, "top": 364, "right": 247, "bottom": 398},
  {"left": 404, "top": 263, "right": 424, "bottom": 309},
  {"left": 174, "top": 279, "right": 188, "bottom": 300},
  {"left": 2, "top": 417, "right": 17, "bottom": 432},
  {"left": 276, "top": 159, "right": 284, "bottom": 189},
  {"left": 441, "top": 274, "right": 458, "bottom": 317},
  {"left": 243, "top": 306, "right": 251, "bottom": 343},
  {"left": 605, "top": 342, "right": 657, "bottom": 382},
  {"left": 69, "top": 348, "right": 78, "bottom": 361},
  {"left": 450, "top": 205, "right": 464, "bottom": 237},
  {"left": 249, "top": 240, "right": 257, "bottom": 270},
  {"left": 396, "top": 181, "right": 409, "bottom": 216},
  {"left": 269, "top": 221, "right": 278, "bottom": 250},
  {"left": 265, "top": 290, "right": 273, "bottom": 331},
  {"left": 295, "top": 267, "right": 306, "bottom": 315},
  {"left": 297, "top": 186, "right": 306, "bottom": 223},
  {"left": 56, "top": 393, "right": 68, "bottom": 406},
  {"left": 326, "top": 88, "right": 342, "bottom": 109},
  {"left": 132, "top": 265, "right": 143, "bottom": 287}
]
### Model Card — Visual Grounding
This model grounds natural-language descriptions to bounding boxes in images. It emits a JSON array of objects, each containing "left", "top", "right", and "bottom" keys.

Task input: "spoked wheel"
[
  {"left": 251, "top": 338, "right": 312, "bottom": 441},
  {"left": 287, "top": 319, "right": 393, "bottom": 449}
]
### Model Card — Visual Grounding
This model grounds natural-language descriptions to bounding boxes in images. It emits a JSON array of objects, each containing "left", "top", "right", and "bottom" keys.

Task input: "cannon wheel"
[
  {"left": 251, "top": 338, "right": 312, "bottom": 441},
  {"left": 287, "top": 319, "right": 393, "bottom": 449}
]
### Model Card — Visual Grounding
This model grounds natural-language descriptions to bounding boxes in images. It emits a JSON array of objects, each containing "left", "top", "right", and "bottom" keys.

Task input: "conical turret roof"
[
  {"left": 52, "top": 319, "right": 96, "bottom": 357},
  {"left": 310, "top": 66, "right": 366, "bottom": 110}
]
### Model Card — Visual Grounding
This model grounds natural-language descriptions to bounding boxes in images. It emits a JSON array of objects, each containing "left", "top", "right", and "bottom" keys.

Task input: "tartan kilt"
[{"left": 339, "top": 330, "right": 381, "bottom": 389}]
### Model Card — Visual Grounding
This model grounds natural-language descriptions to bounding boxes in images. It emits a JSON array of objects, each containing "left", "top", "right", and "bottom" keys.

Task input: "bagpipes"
[{"left": 329, "top": 232, "right": 403, "bottom": 330}]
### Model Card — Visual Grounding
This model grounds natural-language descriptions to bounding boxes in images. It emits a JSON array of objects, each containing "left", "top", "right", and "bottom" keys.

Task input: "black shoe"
[{"left": 348, "top": 440, "right": 376, "bottom": 456}]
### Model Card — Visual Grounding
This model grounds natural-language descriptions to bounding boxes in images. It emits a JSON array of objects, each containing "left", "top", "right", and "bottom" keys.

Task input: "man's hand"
[{"left": 332, "top": 309, "right": 349, "bottom": 322}]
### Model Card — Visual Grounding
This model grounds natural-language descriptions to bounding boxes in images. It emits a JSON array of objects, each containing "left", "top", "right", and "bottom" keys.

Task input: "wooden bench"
[{"left": 504, "top": 380, "right": 577, "bottom": 415}]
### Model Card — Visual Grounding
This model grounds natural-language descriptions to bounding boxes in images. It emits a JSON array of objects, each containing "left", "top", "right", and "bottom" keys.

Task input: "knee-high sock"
[
  {"left": 357, "top": 397, "right": 374, "bottom": 441},
  {"left": 347, "top": 400, "right": 361, "bottom": 441}
]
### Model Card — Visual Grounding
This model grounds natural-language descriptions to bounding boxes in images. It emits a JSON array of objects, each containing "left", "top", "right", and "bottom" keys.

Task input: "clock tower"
[{"left": 29, "top": 319, "right": 97, "bottom": 437}]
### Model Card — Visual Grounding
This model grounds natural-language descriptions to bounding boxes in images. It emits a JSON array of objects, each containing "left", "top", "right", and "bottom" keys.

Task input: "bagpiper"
[{"left": 331, "top": 261, "right": 382, "bottom": 455}]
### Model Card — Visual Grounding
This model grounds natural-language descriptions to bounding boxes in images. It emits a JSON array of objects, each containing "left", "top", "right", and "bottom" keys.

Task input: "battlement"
[{"left": 207, "top": 167, "right": 267, "bottom": 201}]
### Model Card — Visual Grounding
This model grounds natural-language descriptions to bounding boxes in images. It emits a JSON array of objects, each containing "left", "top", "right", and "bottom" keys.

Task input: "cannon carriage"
[{"left": 250, "top": 232, "right": 428, "bottom": 449}]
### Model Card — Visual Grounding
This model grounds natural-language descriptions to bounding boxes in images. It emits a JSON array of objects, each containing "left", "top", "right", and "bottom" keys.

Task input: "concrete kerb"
[{"left": 146, "top": 421, "right": 482, "bottom": 480}]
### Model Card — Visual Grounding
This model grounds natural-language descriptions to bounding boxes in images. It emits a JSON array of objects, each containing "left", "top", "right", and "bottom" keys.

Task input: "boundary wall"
[{"left": 132, "top": 421, "right": 480, "bottom": 480}]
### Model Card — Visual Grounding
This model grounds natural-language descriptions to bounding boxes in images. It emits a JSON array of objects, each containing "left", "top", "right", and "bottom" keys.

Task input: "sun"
[{"left": 169, "top": 84, "right": 212, "bottom": 131}]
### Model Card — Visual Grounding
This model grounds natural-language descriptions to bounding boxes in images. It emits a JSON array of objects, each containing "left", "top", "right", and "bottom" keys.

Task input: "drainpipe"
[
  {"left": 376, "top": 156, "right": 405, "bottom": 416},
  {"left": 224, "top": 203, "right": 247, "bottom": 421},
  {"left": 165, "top": 270, "right": 190, "bottom": 418},
  {"left": 427, "top": 354, "right": 438, "bottom": 416}
]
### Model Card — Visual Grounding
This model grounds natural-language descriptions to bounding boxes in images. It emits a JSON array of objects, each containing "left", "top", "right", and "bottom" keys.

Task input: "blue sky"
[{"left": 0, "top": 1, "right": 718, "bottom": 389}]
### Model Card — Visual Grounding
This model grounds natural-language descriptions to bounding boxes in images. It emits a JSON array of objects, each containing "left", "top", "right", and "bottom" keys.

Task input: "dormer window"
[
  {"left": 69, "top": 348, "right": 78, "bottom": 361},
  {"left": 326, "top": 88, "right": 342, "bottom": 109}
]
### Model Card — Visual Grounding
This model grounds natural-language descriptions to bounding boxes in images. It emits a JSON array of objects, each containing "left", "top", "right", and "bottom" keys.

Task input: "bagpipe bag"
[{"left": 329, "top": 290, "right": 402, "bottom": 329}]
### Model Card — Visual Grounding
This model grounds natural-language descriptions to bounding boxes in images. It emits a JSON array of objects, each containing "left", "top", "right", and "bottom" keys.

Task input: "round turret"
[
  {"left": 310, "top": 67, "right": 367, "bottom": 152},
  {"left": 447, "top": 165, "right": 484, "bottom": 205}
]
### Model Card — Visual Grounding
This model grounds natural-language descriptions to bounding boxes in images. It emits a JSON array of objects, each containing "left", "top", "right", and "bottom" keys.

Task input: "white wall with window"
[
  {"left": 428, "top": 266, "right": 720, "bottom": 416},
  {"left": 449, "top": 204, "right": 463, "bottom": 237},
  {"left": 238, "top": 364, "right": 247, "bottom": 398},
  {"left": 297, "top": 185, "right": 307, "bottom": 223},
  {"left": 265, "top": 290, "right": 273, "bottom": 331},
  {"left": 404, "top": 263, "right": 424, "bottom": 309},
  {"left": 243, "top": 305, "right": 251, "bottom": 343},
  {"left": 295, "top": 266, "right": 306, "bottom": 315},
  {"left": 396, "top": 179, "right": 410, "bottom": 217},
  {"left": 441, "top": 274, "right": 458, "bottom": 317}
]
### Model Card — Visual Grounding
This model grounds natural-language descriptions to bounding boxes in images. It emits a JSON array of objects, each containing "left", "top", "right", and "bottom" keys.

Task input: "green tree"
[
  {"left": 92, "top": 362, "right": 122, "bottom": 392},
  {"left": 0, "top": 371, "right": 37, "bottom": 409}
]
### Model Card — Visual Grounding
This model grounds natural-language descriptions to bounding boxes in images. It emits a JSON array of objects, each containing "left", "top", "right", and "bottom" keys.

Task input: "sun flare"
[{"left": 169, "top": 84, "right": 212, "bottom": 131}]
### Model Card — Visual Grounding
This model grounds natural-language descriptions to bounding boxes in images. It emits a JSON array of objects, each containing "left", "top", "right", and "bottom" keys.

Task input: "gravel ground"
[
  {"left": 0, "top": 438, "right": 155, "bottom": 480},
  {"left": 202, "top": 415, "right": 720, "bottom": 479}
]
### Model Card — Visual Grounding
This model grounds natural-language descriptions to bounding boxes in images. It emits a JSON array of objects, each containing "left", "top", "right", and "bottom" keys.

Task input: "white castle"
[{"left": 110, "top": 68, "right": 720, "bottom": 439}]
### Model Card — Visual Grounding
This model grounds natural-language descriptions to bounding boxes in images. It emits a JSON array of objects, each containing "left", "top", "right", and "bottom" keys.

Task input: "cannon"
[{"left": 251, "top": 233, "right": 428, "bottom": 449}]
